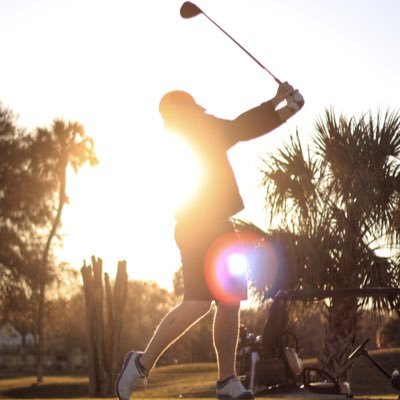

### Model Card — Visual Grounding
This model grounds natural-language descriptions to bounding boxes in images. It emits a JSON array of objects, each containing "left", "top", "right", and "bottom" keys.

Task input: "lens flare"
[
  {"left": 246, "top": 237, "right": 281, "bottom": 293},
  {"left": 228, "top": 253, "right": 248, "bottom": 276},
  {"left": 204, "top": 229, "right": 281, "bottom": 303}
]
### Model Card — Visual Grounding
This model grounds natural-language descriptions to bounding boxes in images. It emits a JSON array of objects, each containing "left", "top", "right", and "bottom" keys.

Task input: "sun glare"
[
  {"left": 227, "top": 253, "right": 248, "bottom": 276},
  {"left": 56, "top": 115, "right": 205, "bottom": 287},
  {"left": 160, "top": 131, "right": 204, "bottom": 212}
]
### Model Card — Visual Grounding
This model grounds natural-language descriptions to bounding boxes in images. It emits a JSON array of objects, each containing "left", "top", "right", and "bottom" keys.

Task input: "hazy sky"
[{"left": 1, "top": 0, "right": 399, "bottom": 290}]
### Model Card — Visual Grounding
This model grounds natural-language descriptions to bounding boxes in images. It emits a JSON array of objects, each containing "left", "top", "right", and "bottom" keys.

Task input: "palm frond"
[
  {"left": 258, "top": 107, "right": 400, "bottom": 315},
  {"left": 260, "top": 130, "right": 320, "bottom": 233}
]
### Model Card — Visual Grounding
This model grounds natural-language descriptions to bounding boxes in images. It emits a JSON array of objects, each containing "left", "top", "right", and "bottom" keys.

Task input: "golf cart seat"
[
  {"left": 238, "top": 328, "right": 304, "bottom": 394},
  {"left": 284, "top": 347, "right": 303, "bottom": 376},
  {"left": 303, "top": 367, "right": 352, "bottom": 397},
  {"left": 253, "top": 343, "right": 303, "bottom": 384},
  {"left": 236, "top": 295, "right": 305, "bottom": 393}
]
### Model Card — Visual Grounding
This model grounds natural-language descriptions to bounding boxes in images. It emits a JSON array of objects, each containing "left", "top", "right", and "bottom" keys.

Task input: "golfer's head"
[{"left": 159, "top": 90, "right": 205, "bottom": 128}]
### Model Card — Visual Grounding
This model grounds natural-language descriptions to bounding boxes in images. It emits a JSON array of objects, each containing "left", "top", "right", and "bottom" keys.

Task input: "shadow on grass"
[
  {"left": 3, "top": 382, "right": 89, "bottom": 399},
  {"left": 350, "top": 349, "right": 399, "bottom": 396}
]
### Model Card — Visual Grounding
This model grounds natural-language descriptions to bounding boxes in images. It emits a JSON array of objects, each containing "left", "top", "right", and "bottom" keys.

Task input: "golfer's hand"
[
  {"left": 272, "top": 81, "right": 295, "bottom": 107},
  {"left": 286, "top": 90, "right": 305, "bottom": 113},
  {"left": 276, "top": 87, "right": 304, "bottom": 121}
]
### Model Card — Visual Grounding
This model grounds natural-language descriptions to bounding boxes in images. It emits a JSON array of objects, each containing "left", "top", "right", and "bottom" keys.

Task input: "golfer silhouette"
[{"left": 116, "top": 82, "right": 304, "bottom": 400}]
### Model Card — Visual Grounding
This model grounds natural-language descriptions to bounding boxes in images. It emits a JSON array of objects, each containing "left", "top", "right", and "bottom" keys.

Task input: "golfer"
[{"left": 116, "top": 82, "right": 304, "bottom": 400}]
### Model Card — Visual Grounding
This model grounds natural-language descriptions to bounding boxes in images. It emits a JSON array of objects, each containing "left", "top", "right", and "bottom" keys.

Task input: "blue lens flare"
[{"left": 204, "top": 229, "right": 281, "bottom": 303}]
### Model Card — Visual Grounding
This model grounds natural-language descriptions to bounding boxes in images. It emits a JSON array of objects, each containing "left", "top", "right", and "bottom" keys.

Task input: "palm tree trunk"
[
  {"left": 36, "top": 164, "right": 67, "bottom": 383},
  {"left": 319, "top": 297, "right": 360, "bottom": 381},
  {"left": 37, "top": 281, "right": 46, "bottom": 383}
]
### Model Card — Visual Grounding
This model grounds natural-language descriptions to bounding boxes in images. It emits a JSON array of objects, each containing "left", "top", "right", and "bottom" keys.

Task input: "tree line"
[{"left": 4, "top": 267, "right": 398, "bottom": 370}]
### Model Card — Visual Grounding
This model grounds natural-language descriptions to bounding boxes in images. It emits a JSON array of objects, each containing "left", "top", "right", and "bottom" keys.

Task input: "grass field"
[{"left": 0, "top": 348, "right": 398, "bottom": 400}]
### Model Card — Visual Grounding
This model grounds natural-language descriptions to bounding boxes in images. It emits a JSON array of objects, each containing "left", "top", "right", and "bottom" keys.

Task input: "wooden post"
[
  {"left": 111, "top": 261, "right": 128, "bottom": 388},
  {"left": 104, "top": 272, "right": 114, "bottom": 377},
  {"left": 81, "top": 257, "right": 128, "bottom": 397},
  {"left": 92, "top": 257, "right": 109, "bottom": 396},
  {"left": 81, "top": 261, "right": 97, "bottom": 396}
]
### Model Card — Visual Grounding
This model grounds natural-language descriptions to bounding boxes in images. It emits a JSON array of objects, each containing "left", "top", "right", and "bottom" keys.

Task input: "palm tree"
[
  {"left": 258, "top": 109, "right": 400, "bottom": 380},
  {"left": 34, "top": 120, "right": 97, "bottom": 382}
]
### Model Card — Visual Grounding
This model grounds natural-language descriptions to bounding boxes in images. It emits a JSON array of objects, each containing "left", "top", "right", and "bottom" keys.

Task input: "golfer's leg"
[
  {"left": 140, "top": 300, "right": 211, "bottom": 371},
  {"left": 213, "top": 302, "right": 241, "bottom": 380}
]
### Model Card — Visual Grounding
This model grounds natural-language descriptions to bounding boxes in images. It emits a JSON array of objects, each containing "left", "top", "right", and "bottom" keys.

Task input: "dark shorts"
[{"left": 174, "top": 219, "right": 248, "bottom": 303}]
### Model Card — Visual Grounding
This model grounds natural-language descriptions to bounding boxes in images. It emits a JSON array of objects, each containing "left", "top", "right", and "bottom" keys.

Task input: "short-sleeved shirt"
[{"left": 173, "top": 99, "right": 282, "bottom": 301}]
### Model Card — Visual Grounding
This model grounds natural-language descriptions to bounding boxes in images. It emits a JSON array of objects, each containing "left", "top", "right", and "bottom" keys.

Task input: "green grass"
[
  {"left": 0, "top": 375, "right": 88, "bottom": 399},
  {"left": 144, "top": 363, "right": 216, "bottom": 398},
  {"left": 0, "top": 348, "right": 399, "bottom": 399}
]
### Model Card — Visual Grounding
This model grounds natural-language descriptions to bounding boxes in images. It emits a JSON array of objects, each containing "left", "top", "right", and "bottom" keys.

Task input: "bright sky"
[{"left": 1, "top": 0, "right": 399, "bottom": 291}]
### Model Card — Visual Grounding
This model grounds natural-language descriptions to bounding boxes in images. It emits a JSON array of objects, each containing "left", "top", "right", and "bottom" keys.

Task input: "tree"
[
  {"left": 0, "top": 104, "right": 52, "bottom": 303},
  {"left": 34, "top": 120, "right": 97, "bottom": 382},
  {"left": 45, "top": 265, "right": 85, "bottom": 350},
  {"left": 0, "top": 103, "right": 97, "bottom": 380},
  {"left": 258, "top": 109, "right": 400, "bottom": 380},
  {"left": 172, "top": 266, "right": 184, "bottom": 300},
  {"left": 81, "top": 257, "right": 128, "bottom": 397},
  {"left": 120, "top": 280, "right": 175, "bottom": 356},
  {"left": 0, "top": 103, "right": 59, "bottom": 341},
  {"left": 376, "top": 317, "right": 400, "bottom": 348}
]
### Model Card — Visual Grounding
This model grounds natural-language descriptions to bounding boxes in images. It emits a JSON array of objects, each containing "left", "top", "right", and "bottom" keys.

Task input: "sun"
[
  {"left": 159, "top": 131, "right": 204, "bottom": 213},
  {"left": 55, "top": 115, "right": 204, "bottom": 289}
]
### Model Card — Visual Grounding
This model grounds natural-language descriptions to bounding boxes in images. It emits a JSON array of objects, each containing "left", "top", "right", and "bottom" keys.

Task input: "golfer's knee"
[
  {"left": 183, "top": 300, "right": 212, "bottom": 316},
  {"left": 217, "top": 301, "right": 240, "bottom": 312}
]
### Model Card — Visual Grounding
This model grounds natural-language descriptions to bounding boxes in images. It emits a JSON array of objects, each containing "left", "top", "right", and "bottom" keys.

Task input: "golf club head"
[{"left": 180, "top": 2, "right": 202, "bottom": 18}]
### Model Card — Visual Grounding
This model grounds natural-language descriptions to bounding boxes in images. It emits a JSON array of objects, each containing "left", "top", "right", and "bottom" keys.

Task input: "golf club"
[{"left": 180, "top": 1, "right": 282, "bottom": 85}]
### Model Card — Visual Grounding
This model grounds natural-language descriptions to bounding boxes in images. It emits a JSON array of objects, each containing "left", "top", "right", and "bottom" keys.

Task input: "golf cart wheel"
[
  {"left": 391, "top": 369, "right": 400, "bottom": 391},
  {"left": 302, "top": 367, "right": 341, "bottom": 395}
]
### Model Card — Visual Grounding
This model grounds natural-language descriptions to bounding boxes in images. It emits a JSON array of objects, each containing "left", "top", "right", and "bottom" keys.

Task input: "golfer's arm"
[{"left": 229, "top": 99, "right": 285, "bottom": 142}]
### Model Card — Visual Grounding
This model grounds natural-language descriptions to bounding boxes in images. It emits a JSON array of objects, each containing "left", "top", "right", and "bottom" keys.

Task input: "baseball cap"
[{"left": 159, "top": 90, "right": 205, "bottom": 118}]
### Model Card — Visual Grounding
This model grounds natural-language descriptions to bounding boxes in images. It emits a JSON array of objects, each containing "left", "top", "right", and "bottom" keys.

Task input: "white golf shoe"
[
  {"left": 216, "top": 376, "right": 254, "bottom": 400},
  {"left": 115, "top": 351, "right": 147, "bottom": 400}
]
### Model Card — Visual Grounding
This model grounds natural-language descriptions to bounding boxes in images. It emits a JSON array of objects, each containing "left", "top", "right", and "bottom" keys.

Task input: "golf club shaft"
[{"left": 201, "top": 11, "right": 282, "bottom": 84}]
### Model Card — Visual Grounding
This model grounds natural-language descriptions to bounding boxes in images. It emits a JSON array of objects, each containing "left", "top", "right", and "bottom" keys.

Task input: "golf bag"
[{"left": 236, "top": 299, "right": 303, "bottom": 393}]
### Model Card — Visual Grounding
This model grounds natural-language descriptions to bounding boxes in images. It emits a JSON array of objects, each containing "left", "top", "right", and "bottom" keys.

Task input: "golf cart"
[
  {"left": 236, "top": 298, "right": 303, "bottom": 394},
  {"left": 237, "top": 287, "right": 400, "bottom": 397},
  {"left": 236, "top": 295, "right": 351, "bottom": 397}
]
